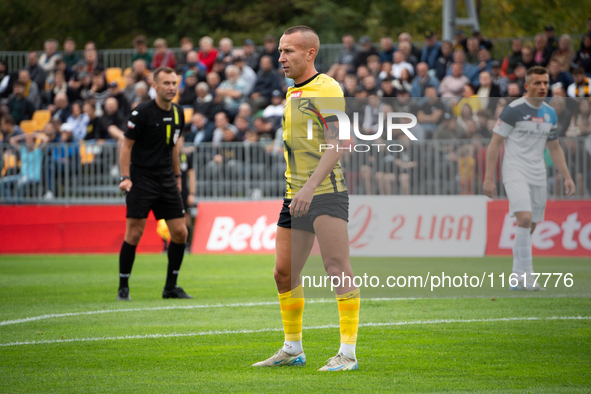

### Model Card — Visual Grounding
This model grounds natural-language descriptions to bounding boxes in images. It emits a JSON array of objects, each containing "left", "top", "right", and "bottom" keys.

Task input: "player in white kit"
[{"left": 483, "top": 66, "right": 575, "bottom": 290}]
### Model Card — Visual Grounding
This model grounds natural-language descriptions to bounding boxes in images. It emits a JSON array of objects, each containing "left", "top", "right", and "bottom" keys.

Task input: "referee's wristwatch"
[{"left": 119, "top": 176, "right": 130, "bottom": 183}]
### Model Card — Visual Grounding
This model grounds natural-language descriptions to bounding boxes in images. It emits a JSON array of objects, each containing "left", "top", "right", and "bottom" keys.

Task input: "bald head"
[{"left": 283, "top": 26, "right": 320, "bottom": 59}]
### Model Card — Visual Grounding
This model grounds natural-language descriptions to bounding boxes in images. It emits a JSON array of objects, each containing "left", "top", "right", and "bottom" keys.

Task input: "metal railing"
[
  {"left": 1, "top": 138, "right": 589, "bottom": 204},
  {"left": 1, "top": 34, "right": 584, "bottom": 73}
]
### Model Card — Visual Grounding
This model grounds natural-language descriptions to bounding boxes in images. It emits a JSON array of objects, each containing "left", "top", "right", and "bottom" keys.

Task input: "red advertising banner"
[
  {"left": 486, "top": 200, "right": 591, "bottom": 256},
  {"left": 0, "top": 205, "right": 163, "bottom": 253},
  {"left": 191, "top": 200, "right": 282, "bottom": 254}
]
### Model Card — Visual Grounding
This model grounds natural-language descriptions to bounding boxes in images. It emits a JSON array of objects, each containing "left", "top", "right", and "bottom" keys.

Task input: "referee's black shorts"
[
  {"left": 126, "top": 165, "right": 185, "bottom": 221},
  {"left": 277, "top": 191, "right": 349, "bottom": 234}
]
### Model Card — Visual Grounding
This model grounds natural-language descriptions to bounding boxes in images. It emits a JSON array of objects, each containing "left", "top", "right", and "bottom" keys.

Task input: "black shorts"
[
  {"left": 277, "top": 191, "right": 349, "bottom": 234},
  {"left": 126, "top": 166, "right": 185, "bottom": 220}
]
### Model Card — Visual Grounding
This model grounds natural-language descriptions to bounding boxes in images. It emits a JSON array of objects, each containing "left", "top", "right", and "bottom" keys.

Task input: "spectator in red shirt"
[
  {"left": 198, "top": 36, "right": 218, "bottom": 73},
  {"left": 151, "top": 38, "right": 176, "bottom": 70}
]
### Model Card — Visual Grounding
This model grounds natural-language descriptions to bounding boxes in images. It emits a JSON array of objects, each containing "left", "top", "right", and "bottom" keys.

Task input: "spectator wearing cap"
[
  {"left": 243, "top": 39, "right": 260, "bottom": 73},
  {"left": 548, "top": 59, "right": 574, "bottom": 97},
  {"left": 567, "top": 68, "right": 591, "bottom": 97},
  {"left": 131, "top": 35, "right": 153, "bottom": 66},
  {"left": 25, "top": 51, "right": 46, "bottom": 90},
  {"left": 151, "top": 38, "right": 176, "bottom": 70},
  {"left": 198, "top": 36, "right": 219, "bottom": 73},
  {"left": 18, "top": 69, "right": 41, "bottom": 109},
  {"left": 421, "top": 30, "right": 442, "bottom": 70},
  {"left": 544, "top": 25, "right": 558, "bottom": 51},
  {"left": 108, "top": 81, "right": 130, "bottom": 117},
  {"left": 550, "top": 35, "right": 575, "bottom": 73},
  {"left": 410, "top": 62, "right": 439, "bottom": 98},
  {"left": 7, "top": 82, "right": 35, "bottom": 124},
  {"left": 490, "top": 61, "right": 509, "bottom": 97},
  {"left": 233, "top": 49, "right": 257, "bottom": 95},
  {"left": 501, "top": 38, "right": 523, "bottom": 77},
  {"left": 250, "top": 56, "right": 282, "bottom": 111},
  {"left": 439, "top": 62, "right": 469, "bottom": 98},
  {"left": 379, "top": 37, "right": 396, "bottom": 64},
  {"left": 262, "top": 35, "right": 281, "bottom": 70},
  {"left": 353, "top": 36, "right": 379, "bottom": 70},
  {"left": 217, "top": 38, "right": 235, "bottom": 64},
  {"left": 435, "top": 41, "right": 454, "bottom": 81},
  {"left": 573, "top": 34, "right": 591, "bottom": 75},
  {"left": 533, "top": 33, "right": 553, "bottom": 67},
  {"left": 215, "top": 65, "right": 247, "bottom": 116},
  {"left": 62, "top": 37, "right": 80, "bottom": 69}
]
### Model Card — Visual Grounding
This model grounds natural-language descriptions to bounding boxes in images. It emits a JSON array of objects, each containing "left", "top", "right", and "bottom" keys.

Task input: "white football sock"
[
  {"left": 339, "top": 343, "right": 356, "bottom": 360},
  {"left": 282, "top": 340, "right": 303, "bottom": 355},
  {"left": 513, "top": 226, "right": 533, "bottom": 277}
]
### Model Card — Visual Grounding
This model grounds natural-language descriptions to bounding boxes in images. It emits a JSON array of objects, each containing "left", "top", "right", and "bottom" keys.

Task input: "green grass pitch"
[{"left": 0, "top": 254, "right": 590, "bottom": 393}]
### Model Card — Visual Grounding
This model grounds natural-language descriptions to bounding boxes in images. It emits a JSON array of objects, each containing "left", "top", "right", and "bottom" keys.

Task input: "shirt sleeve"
[
  {"left": 124, "top": 108, "right": 143, "bottom": 141},
  {"left": 547, "top": 108, "right": 558, "bottom": 141},
  {"left": 492, "top": 105, "right": 517, "bottom": 137},
  {"left": 318, "top": 79, "right": 346, "bottom": 123}
]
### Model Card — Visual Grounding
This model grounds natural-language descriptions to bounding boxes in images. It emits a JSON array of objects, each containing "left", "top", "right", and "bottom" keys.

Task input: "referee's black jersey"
[{"left": 124, "top": 100, "right": 185, "bottom": 169}]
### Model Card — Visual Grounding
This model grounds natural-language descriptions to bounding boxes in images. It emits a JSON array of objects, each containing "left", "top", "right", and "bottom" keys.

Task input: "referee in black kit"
[{"left": 117, "top": 66, "right": 192, "bottom": 301}]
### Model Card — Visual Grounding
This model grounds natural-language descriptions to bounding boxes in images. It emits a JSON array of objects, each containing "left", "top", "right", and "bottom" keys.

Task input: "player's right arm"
[
  {"left": 119, "top": 137, "right": 135, "bottom": 192},
  {"left": 483, "top": 132, "right": 504, "bottom": 198}
]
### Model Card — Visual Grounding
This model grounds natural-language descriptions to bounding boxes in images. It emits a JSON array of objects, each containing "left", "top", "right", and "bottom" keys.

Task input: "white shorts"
[{"left": 504, "top": 181, "right": 547, "bottom": 223}]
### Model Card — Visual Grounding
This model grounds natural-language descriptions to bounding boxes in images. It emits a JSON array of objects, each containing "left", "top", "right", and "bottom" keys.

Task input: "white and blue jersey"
[{"left": 492, "top": 97, "right": 558, "bottom": 186}]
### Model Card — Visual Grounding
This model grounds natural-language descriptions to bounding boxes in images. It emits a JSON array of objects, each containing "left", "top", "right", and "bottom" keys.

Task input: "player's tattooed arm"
[{"left": 324, "top": 121, "right": 342, "bottom": 148}]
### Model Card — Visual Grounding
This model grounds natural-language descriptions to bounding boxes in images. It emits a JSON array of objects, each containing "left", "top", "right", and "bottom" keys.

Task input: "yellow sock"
[
  {"left": 279, "top": 284, "right": 304, "bottom": 342},
  {"left": 337, "top": 288, "right": 360, "bottom": 345}
]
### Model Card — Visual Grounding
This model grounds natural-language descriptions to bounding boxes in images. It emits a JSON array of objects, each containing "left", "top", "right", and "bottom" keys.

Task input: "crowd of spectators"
[{"left": 1, "top": 19, "right": 590, "bottom": 199}]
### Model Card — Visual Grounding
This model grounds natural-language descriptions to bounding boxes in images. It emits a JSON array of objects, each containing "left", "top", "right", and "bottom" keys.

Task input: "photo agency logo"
[{"left": 298, "top": 99, "right": 418, "bottom": 152}]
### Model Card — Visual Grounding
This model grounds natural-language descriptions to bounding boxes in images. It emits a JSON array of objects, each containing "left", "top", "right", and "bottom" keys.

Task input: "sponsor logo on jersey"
[
  {"left": 163, "top": 117, "right": 172, "bottom": 121},
  {"left": 127, "top": 121, "right": 135, "bottom": 129},
  {"left": 523, "top": 114, "right": 531, "bottom": 120},
  {"left": 291, "top": 91, "right": 303, "bottom": 98},
  {"left": 531, "top": 116, "right": 544, "bottom": 123},
  {"left": 132, "top": 111, "right": 138, "bottom": 116}
]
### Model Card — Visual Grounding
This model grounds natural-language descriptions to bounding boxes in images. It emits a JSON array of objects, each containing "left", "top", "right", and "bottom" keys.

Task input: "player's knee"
[
  {"left": 126, "top": 227, "right": 144, "bottom": 244},
  {"left": 273, "top": 266, "right": 290, "bottom": 285},
  {"left": 323, "top": 257, "right": 346, "bottom": 278},
  {"left": 516, "top": 213, "right": 532, "bottom": 228},
  {"left": 172, "top": 226, "right": 188, "bottom": 244}
]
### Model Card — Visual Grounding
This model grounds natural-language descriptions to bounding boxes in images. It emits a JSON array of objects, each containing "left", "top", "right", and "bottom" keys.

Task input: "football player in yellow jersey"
[{"left": 252, "top": 26, "right": 360, "bottom": 372}]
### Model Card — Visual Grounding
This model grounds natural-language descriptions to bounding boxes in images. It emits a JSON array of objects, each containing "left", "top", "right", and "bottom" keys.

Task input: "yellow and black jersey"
[{"left": 283, "top": 73, "right": 347, "bottom": 199}]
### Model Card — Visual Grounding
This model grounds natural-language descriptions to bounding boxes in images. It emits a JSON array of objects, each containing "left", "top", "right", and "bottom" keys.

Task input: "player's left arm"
[
  {"left": 290, "top": 119, "right": 343, "bottom": 217},
  {"left": 547, "top": 139, "right": 575, "bottom": 196},
  {"left": 173, "top": 138, "right": 182, "bottom": 193}
]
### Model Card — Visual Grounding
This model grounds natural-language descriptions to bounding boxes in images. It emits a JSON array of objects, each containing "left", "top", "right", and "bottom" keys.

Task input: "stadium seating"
[
  {"left": 183, "top": 107, "right": 194, "bottom": 123},
  {"left": 2, "top": 151, "right": 19, "bottom": 176},
  {"left": 32, "top": 110, "right": 51, "bottom": 129},
  {"left": 19, "top": 120, "right": 39, "bottom": 134},
  {"left": 105, "top": 67, "right": 123, "bottom": 84}
]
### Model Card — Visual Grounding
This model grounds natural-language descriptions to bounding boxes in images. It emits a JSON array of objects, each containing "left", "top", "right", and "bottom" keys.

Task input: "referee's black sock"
[
  {"left": 119, "top": 241, "right": 137, "bottom": 289},
  {"left": 165, "top": 241, "right": 185, "bottom": 290}
]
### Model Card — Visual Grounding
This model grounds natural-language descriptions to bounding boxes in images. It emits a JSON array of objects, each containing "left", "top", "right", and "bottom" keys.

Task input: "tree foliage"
[{"left": 1, "top": 0, "right": 590, "bottom": 50}]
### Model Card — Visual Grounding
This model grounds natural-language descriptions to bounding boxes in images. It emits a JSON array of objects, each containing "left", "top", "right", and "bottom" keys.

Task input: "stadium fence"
[{"left": 1, "top": 138, "right": 589, "bottom": 204}]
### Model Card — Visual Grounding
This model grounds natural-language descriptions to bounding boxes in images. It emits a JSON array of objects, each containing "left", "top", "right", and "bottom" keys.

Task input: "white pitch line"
[
  {"left": 1, "top": 294, "right": 588, "bottom": 327},
  {"left": 0, "top": 316, "right": 588, "bottom": 348}
]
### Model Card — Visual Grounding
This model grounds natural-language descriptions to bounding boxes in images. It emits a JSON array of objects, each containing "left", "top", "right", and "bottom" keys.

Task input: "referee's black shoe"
[
  {"left": 117, "top": 287, "right": 131, "bottom": 301},
  {"left": 162, "top": 286, "right": 193, "bottom": 299}
]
